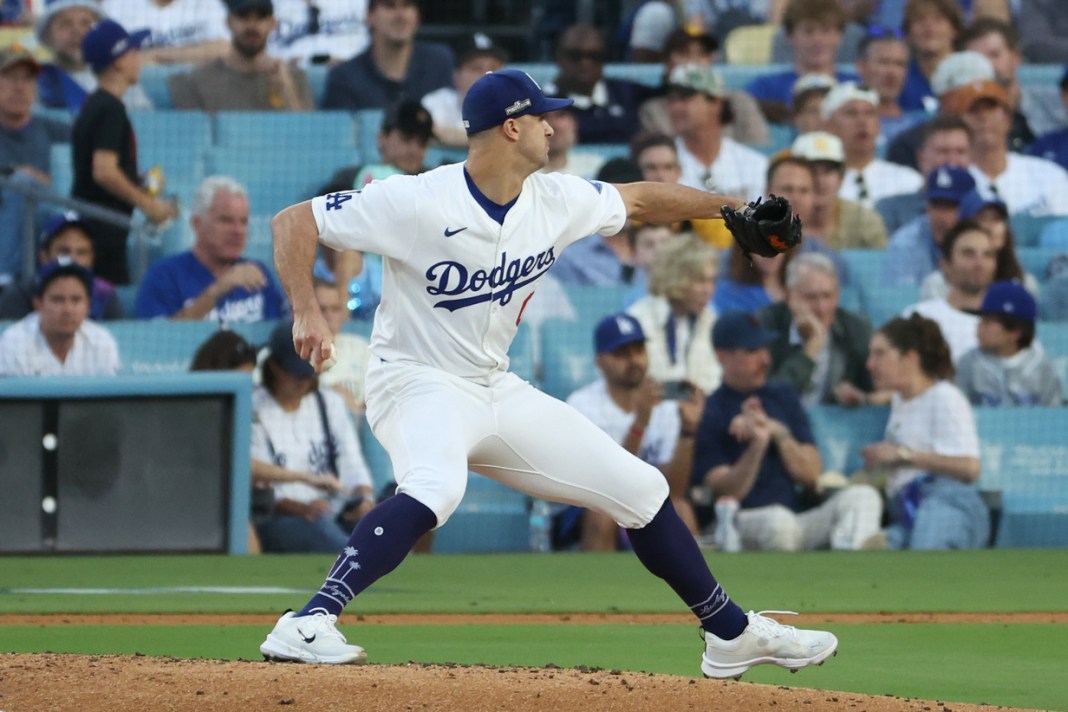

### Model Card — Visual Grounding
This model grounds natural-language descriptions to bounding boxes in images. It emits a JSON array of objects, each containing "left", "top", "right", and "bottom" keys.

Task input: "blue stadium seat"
[
  {"left": 306, "top": 65, "right": 328, "bottom": 107},
  {"left": 539, "top": 319, "right": 597, "bottom": 400},
  {"left": 107, "top": 320, "right": 218, "bottom": 374},
  {"left": 1015, "top": 247, "right": 1059, "bottom": 281},
  {"left": 130, "top": 111, "right": 213, "bottom": 154},
  {"left": 205, "top": 146, "right": 353, "bottom": 216},
  {"left": 562, "top": 284, "right": 631, "bottom": 325},
  {"left": 433, "top": 475, "right": 531, "bottom": 554},
  {"left": 114, "top": 285, "right": 139, "bottom": 316},
  {"left": 806, "top": 405, "right": 889, "bottom": 475},
  {"left": 1010, "top": 213, "right": 1060, "bottom": 248},
  {"left": 214, "top": 111, "right": 357, "bottom": 150},
  {"left": 839, "top": 248, "right": 886, "bottom": 287},
  {"left": 1038, "top": 218, "right": 1068, "bottom": 251},
  {"left": 354, "top": 109, "right": 385, "bottom": 164},
  {"left": 228, "top": 320, "right": 278, "bottom": 350},
  {"left": 50, "top": 143, "right": 72, "bottom": 196},
  {"left": 425, "top": 146, "right": 467, "bottom": 167},
  {"left": 138, "top": 64, "right": 192, "bottom": 109},
  {"left": 859, "top": 283, "right": 919, "bottom": 329},
  {"left": 755, "top": 122, "right": 796, "bottom": 156},
  {"left": 508, "top": 322, "right": 537, "bottom": 384},
  {"left": 579, "top": 144, "right": 631, "bottom": 161},
  {"left": 1038, "top": 320, "right": 1068, "bottom": 390},
  {"left": 358, "top": 415, "right": 394, "bottom": 492}
]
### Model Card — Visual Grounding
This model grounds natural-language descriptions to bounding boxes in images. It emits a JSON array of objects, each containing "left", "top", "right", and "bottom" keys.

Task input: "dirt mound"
[{"left": 0, "top": 654, "right": 1037, "bottom": 712}]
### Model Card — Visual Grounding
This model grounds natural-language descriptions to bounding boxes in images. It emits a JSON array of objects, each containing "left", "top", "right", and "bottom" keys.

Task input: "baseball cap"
[
  {"left": 791, "top": 131, "right": 844, "bottom": 163},
  {"left": 924, "top": 165, "right": 976, "bottom": 203},
  {"left": 267, "top": 322, "right": 317, "bottom": 379},
  {"left": 225, "top": 0, "right": 273, "bottom": 14},
  {"left": 34, "top": 257, "right": 93, "bottom": 298},
  {"left": 462, "top": 69, "right": 573, "bottom": 135},
  {"left": 820, "top": 81, "right": 877, "bottom": 120},
  {"left": 941, "top": 79, "right": 1010, "bottom": 114},
  {"left": 39, "top": 210, "right": 91, "bottom": 248},
  {"left": 979, "top": 281, "right": 1037, "bottom": 323},
  {"left": 930, "top": 51, "right": 994, "bottom": 97},
  {"left": 454, "top": 32, "right": 507, "bottom": 66},
  {"left": 791, "top": 73, "right": 836, "bottom": 98},
  {"left": 82, "top": 19, "right": 151, "bottom": 74},
  {"left": 958, "top": 190, "right": 1007, "bottom": 220},
  {"left": 0, "top": 45, "right": 42, "bottom": 75},
  {"left": 35, "top": 0, "right": 103, "bottom": 44},
  {"left": 381, "top": 100, "right": 434, "bottom": 142},
  {"left": 666, "top": 63, "right": 726, "bottom": 98},
  {"left": 712, "top": 311, "right": 778, "bottom": 350},
  {"left": 594, "top": 313, "right": 646, "bottom": 354}
]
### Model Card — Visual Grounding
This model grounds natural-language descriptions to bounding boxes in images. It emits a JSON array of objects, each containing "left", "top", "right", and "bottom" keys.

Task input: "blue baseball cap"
[
  {"left": 268, "top": 322, "right": 317, "bottom": 378},
  {"left": 925, "top": 165, "right": 976, "bottom": 204},
  {"left": 958, "top": 189, "right": 1007, "bottom": 220},
  {"left": 461, "top": 69, "right": 573, "bottom": 135},
  {"left": 39, "top": 210, "right": 91, "bottom": 248},
  {"left": 82, "top": 19, "right": 150, "bottom": 74},
  {"left": 34, "top": 257, "right": 93, "bottom": 298},
  {"left": 594, "top": 313, "right": 646, "bottom": 354},
  {"left": 979, "top": 281, "right": 1036, "bottom": 323},
  {"left": 712, "top": 311, "right": 778, "bottom": 350}
]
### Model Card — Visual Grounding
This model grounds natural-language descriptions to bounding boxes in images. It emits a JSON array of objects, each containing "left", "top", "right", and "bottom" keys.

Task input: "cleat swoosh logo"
[
  {"left": 444, "top": 227, "right": 468, "bottom": 237},
  {"left": 297, "top": 627, "right": 316, "bottom": 644}
]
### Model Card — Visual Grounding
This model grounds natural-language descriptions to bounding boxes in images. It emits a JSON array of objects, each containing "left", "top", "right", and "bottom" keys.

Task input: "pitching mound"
[{"left": 0, "top": 654, "right": 1038, "bottom": 711}]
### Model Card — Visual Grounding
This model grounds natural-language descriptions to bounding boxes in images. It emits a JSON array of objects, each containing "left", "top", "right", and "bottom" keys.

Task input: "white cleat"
[
  {"left": 260, "top": 611, "right": 367, "bottom": 665},
  {"left": 701, "top": 610, "right": 838, "bottom": 680}
]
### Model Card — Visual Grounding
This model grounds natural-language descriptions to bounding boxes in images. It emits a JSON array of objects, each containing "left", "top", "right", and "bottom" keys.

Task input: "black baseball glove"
[{"left": 720, "top": 194, "right": 803, "bottom": 261}]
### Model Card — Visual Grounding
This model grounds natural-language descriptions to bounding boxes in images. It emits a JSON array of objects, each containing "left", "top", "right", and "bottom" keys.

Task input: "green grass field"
[{"left": 2, "top": 549, "right": 1067, "bottom": 710}]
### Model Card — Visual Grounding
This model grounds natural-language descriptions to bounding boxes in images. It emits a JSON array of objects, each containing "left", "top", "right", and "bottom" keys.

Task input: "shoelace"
[
  {"left": 748, "top": 610, "right": 801, "bottom": 640},
  {"left": 305, "top": 613, "right": 349, "bottom": 643}
]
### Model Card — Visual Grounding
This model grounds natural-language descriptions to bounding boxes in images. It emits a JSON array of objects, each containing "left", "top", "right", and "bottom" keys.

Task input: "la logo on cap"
[
  {"left": 936, "top": 169, "right": 952, "bottom": 187},
  {"left": 616, "top": 316, "right": 636, "bottom": 334},
  {"left": 1003, "top": 302, "right": 1015, "bottom": 312}
]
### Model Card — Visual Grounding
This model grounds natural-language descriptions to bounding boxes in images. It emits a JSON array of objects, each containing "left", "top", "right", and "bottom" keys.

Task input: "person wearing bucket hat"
[
  {"left": 70, "top": 18, "right": 178, "bottom": 285},
  {"left": 0, "top": 256, "right": 120, "bottom": 376},
  {"left": 251, "top": 321, "right": 377, "bottom": 553},
  {"left": 955, "top": 280, "right": 1064, "bottom": 406},
  {"left": 262, "top": 66, "right": 838, "bottom": 675}
]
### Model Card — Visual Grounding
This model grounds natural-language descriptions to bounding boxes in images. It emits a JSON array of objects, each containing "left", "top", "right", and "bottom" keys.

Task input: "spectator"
[
  {"left": 314, "top": 277, "right": 372, "bottom": 417},
  {"left": 956, "top": 281, "right": 1064, "bottom": 406},
  {"left": 667, "top": 63, "right": 768, "bottom": 198},
  {"left": 745, "top": 0, "right": 859, "bottom": 124},
  {"left": 638, "top": 28, "right": 769, "bottom": 147},
  {"left": 2, "top": 45, "right": 71, "bottom": 288},
  {"left": 135, "top": 176, "right": 286, "bottom": 322},
  {"left": 626, "top": 0, "right": 681, "bottom": 63},
  {"left": 102, "top": 0, "right": 230, "bottom": 65},
  {"left": 190, "top": 328, "right": 258, "bottom": 370},
  {"left": 0, "top": 258, "right": 120, "bottom": 376},
  {"left": 823, "top": 82, "right": 924, "bottom": 209},
  {"left": 922, "top": 190, "right": 1038, "bottom": 299},
  {"left": 898, "top": 0, "right": 963, "bottom": 112},
  {"left": 684, "top": 0, "right": 774, "bottom": 44},
  {"left": 35, "top": 0, "right": 154, "bottom": 111},
  {"left": 861, "top": 313, "right": 988, "bottom": 550},
  {"left": 855, "top": 27, "right": 922, "bottom": 144},
  {"left": 903, "top": 218, "right": 996, "bottom": 362},
  {"left": 790, "top": 131, "right": 889, "bottom": 250},
  {"left": 714, "top": 245, "right": 790, "bottom": 315},
  {"left": 270, "top": 0, "right": 368, "bottom": 65},
  {"left": 252, "top": 321, "right": 376, "bottom": 553},
  {"left": 1028, "top": 67, "right": 1068, "bottom": 173},
  {"left": 1017, "top": 0, "right": 1068, "bottom": 64},
  {"left": 959, "top": 79, "right": 1068, "bottom": 217},
  {"left": 168, "top": 0, "right": 314, "bottom": 111},
  {"left": 321, "top": 0, "right": 452, "bottom": 112},
  {"left": 885, "top": 50, "right": 996, "bottom": 171},
  {"left": 626, "top": 233, "right": 722, "bottom": 393},
  {"left": 956, "top": 18, "right": 1061, "bottom": 146},
  {"left": 0, "top": 211, "right": 121, "bottom": 321},
  {"left": 691, "top": 310, "right": 883, "bottom": 552},
  {"left": 542, "top": 23, "right": 644, "bottom": 144},
  {"left": 73, "top": 19, "right": 179, "bottom": 285},
  {"left": 883, "top": 164, "right": 976, "bottom": 287},
  {"left": 420, "top": 32, "right": 506, "bottom": 149},
  {"left": 558, "top": 313, "right": 704, "bottom": 550},
  {"left": 788, "top": 73, "right": 835, "bottom": 135},
  {"left": 759, "top": 252, "right": 874, "bottom": 406},
  {"left": 541, "top": 104, "right": 606, "bottom": 179},
  {"left": 876, "top": 114, "right": 973, "bottom": 233}
]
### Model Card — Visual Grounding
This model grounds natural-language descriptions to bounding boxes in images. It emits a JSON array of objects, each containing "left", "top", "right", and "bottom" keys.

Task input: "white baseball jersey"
[
  {"left": 270, "top": 0, "right": 369, "bottom": 64},
  {"left": 103, "top": 0, "right": 228, "bottom": 50},
  {"left": 311, "top": 163, "right": 627, "bottom": 381},
  {"left": 0, "top": 314, "right": 120, "bottom": 376}
]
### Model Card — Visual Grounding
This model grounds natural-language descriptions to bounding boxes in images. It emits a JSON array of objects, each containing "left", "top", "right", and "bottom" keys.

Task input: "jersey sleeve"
[
  {"left": 551, "top": 174, "right": 628, "bottom": 251},
  {"left": 311, "top": 176, "right": 419, "bottom": 259}
]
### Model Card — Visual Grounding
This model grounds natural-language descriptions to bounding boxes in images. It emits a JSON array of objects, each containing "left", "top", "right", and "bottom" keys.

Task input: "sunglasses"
[{"left": 561, "top": 48, "right": 606, "bottom": 63}]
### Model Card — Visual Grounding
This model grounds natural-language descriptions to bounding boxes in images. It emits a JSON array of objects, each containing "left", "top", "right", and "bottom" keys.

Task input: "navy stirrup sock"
[
  {"left": 297, "top": 493, "right": 437, "bottom": 618},
  {"left": 626, "top": 499, "right": 748, "bottom": 640}
]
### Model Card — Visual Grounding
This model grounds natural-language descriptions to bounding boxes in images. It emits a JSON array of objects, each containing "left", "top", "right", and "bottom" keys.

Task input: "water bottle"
[{"left": 529, "top": 499, "right": 552, "bottom": 553}]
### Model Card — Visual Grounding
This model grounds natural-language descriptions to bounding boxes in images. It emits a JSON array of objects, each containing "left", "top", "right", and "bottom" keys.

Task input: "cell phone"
[{"left": 661, "top": 380, "right": 692, "bottom": 400}]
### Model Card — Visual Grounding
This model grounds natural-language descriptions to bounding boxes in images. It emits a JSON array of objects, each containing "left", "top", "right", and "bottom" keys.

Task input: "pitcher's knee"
[{"left": 396, "top": 468, "right": 467, "bottom": 526}]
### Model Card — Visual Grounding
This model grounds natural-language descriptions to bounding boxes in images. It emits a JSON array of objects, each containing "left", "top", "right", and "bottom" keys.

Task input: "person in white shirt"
[
  {"left": 666, "top": 63, "right": 768, "bottom": 198},
  {"left": 252, "top": 322, "right": 375, "bottom": 553},
  {"left": 956, "top": 79, "right": 1068, "bottom": 217},
  {"left": 0, "top": 259, "right": 120, "bottom": 376},
  {"left": 903, "top": 219, "right": 996, "bottom": 363},
  {"left": 102, "top": 0, "right": 229, "bottom": 65},
  {"left": 270, "top": 0, "right": 368, "bottom": 65},
  {"left": 420, "top": 32, "right": 505, "bottom": 149},
  {"left": 823, "top": 82, "right": 923, "bottom": 208},
  {"left": 862, "top": 313, "right": 989, "bottom": 550},
  {"left": 563, "top": 313, "right": 704, "bottom": 550}
]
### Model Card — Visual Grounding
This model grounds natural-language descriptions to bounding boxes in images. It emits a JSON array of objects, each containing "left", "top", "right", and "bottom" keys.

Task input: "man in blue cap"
[
  {"left": 691, "top": 310, "right": 882, "bottom": 553},
  {"left": 955, "top": 281, "right": 1064, "bottom": 406},
  {"left": 263, "top": 68, "right": 838, "bottom": 679},
  {"left": 71, "top": 18, "right": 178, "bottom": 285}
]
